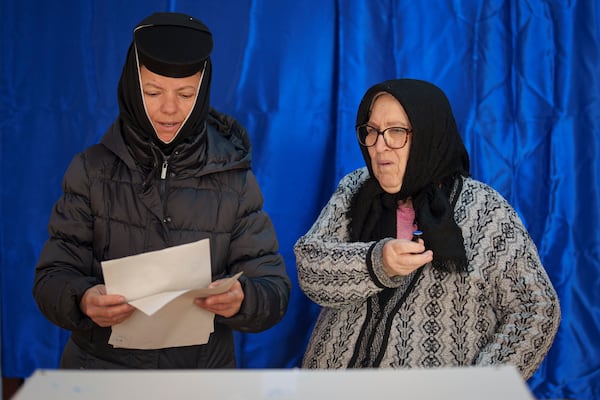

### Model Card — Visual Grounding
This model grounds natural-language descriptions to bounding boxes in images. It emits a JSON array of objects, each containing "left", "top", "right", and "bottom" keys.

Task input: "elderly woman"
[{"left": 294, "top": 79, "right": 560, "bottom": 379}]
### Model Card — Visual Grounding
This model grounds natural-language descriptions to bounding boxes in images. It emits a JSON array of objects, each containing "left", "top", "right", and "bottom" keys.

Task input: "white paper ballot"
[{"left": 101, "top": 239, "right": 242, "bottom": 350}]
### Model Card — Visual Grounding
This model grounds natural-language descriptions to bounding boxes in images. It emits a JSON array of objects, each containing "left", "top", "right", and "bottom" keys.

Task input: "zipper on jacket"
[
  {"left": 160, "top": 160, "right": 168, "bottom": 179},
  {"left": 159, "top": 158, "right": 171, "bottom": 229},
  {"left": 160, "top": 159, "right": 169, "bottom": 197}
]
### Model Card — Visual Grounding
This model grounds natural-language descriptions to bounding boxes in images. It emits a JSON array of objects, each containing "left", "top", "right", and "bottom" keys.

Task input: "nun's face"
[
  {"left": 139, "top": 65, "right": 201, "bottom": 143},
  {"left": 367, "top": 93, "right": 412, "bottom": 194}
]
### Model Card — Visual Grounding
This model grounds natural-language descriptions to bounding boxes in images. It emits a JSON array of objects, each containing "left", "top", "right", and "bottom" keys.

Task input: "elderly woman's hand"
[{"left": 381, "top": 239, "right": 433, "bottom": 277}]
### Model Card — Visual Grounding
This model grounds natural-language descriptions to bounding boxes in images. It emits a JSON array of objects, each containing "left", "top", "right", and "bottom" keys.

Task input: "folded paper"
[{"left": 101, "top": 239, "right": 242, "bottom": 349}]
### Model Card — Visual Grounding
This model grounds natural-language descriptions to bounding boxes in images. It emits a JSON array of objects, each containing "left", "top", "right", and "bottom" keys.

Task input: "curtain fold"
[{"left": 1, "top": 1, "right": 598, "bottom": 398}]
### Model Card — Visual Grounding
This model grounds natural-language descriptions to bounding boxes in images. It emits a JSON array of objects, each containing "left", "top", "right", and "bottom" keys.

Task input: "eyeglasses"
[{"left": 356, "top": 124, "right": 412, "bottom": 149}]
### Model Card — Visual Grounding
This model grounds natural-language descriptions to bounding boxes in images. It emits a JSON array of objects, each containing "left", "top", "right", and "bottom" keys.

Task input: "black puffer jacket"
[{"left": 33, "top": 108, "right": 290, "bottom": 368}]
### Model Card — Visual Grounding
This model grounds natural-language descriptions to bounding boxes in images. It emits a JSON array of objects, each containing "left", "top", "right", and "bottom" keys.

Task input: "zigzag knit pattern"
[{"left": 294, "top": 168, "right": 560, "bottom": 379}]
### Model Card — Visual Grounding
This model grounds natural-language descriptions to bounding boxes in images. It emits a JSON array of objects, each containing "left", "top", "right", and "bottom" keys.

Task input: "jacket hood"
[{"left": 101, "top": 108, "right": 251, "bottom": 178}]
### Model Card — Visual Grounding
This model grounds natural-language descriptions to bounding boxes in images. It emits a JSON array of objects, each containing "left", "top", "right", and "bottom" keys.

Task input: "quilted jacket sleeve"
[
  {"left": 216, "top": 169, "right": 291, "bottom": 333},
  {"left": 32, "top": 151, "right": 100, "bottom": 331}
]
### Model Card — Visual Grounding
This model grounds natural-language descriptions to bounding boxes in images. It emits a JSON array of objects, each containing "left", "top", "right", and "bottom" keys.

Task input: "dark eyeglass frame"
[{"left": 356, "top": 124, "right": 412, "bottom": 149}]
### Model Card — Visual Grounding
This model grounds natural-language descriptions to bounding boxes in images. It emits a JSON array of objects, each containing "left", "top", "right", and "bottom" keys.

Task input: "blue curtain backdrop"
[{"left": 1, "top": 0, "right": 599, "bottom": 398}]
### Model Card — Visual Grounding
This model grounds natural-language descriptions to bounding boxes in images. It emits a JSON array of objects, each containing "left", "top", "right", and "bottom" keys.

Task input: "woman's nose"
[
  {"left": 160, "top": 95, "right": 178, "bottom": 114},
  {"left": 373, "top": 132, "right": 388, "bottom": 151}
]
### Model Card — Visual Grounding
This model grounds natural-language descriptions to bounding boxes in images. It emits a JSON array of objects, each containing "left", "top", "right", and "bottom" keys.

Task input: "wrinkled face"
[
  {"left": 139, "top": 65, "right": 201, "bottom": 143},
  {"left": 367, "top": 93, "right": 412, "bottom": 193}
]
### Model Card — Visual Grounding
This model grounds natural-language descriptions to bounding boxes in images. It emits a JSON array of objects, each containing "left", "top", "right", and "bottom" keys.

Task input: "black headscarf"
[
  {"left": 349, "top": 79, "right": 470, "bottom": 273},
  {"left": 117, "top": 12, "right": 213, "bottom": 156}
]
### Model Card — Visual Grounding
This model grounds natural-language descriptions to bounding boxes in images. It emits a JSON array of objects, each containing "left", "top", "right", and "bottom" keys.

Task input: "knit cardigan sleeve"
[
  {"left": 460, "top": 179, "right": 561, "bottom": 379},
  {"left": 294, "top": 168, "right": 411, "bottom": 308}
]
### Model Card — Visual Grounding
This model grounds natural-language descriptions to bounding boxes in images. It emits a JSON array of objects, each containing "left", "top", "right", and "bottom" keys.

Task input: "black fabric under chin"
[
  {"left": 413, "top": 177, "right": 467, "bottom": 273},
  {"left": 349, "top": 175, "right": 468, "bottom": 273},
  {"left": 349, "top": 177, "right": 401, "bottom": 243}
]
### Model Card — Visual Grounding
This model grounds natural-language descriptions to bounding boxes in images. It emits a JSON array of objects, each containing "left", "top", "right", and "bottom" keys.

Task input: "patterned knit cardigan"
[{"left": 294, "top": 168, "right": 560, "bottom": 379}]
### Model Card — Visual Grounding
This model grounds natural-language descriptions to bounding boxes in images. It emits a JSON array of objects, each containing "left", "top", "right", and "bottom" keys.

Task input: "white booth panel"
[{"left": 14, "top": 365, "right": 533, "bottom": 400}]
